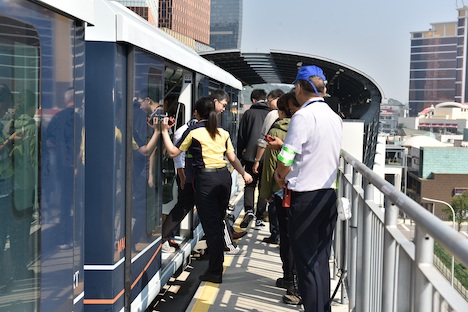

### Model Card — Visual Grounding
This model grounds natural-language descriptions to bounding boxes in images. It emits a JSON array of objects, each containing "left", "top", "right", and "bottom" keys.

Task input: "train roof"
[
  {"left": 37, "top": 0, "right": 95, "bottom": 24},
  {"left": 85, "top": 0, "right": 242, "bottom": 90}
]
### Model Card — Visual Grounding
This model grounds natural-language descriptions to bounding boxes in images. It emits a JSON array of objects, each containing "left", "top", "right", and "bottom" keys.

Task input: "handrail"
[
  {"left": 337, "top": 149, "right": 468, "bottom": 312},
  {"left": 341, "top": 149, "right": 468, "bottom": 268}
]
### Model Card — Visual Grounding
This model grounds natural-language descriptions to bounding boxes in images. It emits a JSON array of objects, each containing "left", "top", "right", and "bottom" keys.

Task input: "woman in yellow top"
[{"left": 160, "top": 96, "right": 252, "bottom": 283}]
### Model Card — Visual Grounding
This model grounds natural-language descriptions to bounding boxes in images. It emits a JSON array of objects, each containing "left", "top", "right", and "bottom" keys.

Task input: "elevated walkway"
[{"left": 186, "top": 213, "right": 348, "bottom": 312}]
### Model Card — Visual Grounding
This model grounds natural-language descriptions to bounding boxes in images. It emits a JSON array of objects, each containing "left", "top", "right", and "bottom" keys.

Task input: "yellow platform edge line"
[{"left": 189, "top": 256, "right": 234, "bottom": 312}]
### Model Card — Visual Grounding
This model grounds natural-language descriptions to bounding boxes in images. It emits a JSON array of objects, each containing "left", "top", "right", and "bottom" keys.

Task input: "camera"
[
  {"left": 149, "top": 108, "right": 165, "bottom": 119},
  {"left": 147, "top": 109, "right": 175, "bottom": 126}
]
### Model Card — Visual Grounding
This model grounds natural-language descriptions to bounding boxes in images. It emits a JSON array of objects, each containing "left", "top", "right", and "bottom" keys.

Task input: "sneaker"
[
  {"left": 240, "top": 211, "right": 255, "bottom": 228},
  {"left": 162, "top": 241, "right": 175, "bottom": 253},
  {"left": 225, "top": 246, "right": 243, "bottom": 256},
  {"left": 282, "top": 291, "right": 302, "bottom": 305},
  {"left": 254, "top": 220, "right": 265, "bottom": 230}
]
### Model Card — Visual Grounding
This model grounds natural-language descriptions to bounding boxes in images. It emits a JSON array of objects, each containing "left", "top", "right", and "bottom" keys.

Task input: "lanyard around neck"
[{"left": 303, "top": 99, "right": 325, "bottom": 108}]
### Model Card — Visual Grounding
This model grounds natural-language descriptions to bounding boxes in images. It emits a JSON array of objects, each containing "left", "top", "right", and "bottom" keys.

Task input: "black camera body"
[{"left": 148, "top": 109, "right": 175, "bottom": 126}]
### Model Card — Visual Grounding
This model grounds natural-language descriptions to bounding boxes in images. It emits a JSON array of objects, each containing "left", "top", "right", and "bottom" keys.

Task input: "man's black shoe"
[
  {"left": 276, "top": 277, "right": 293, "bottom": 289},
  {"left": 199, "top": 273, "right": 222, "bottom": 284},
  {"left": 262, "top": 236, "right": 279, "bottom": 244}
]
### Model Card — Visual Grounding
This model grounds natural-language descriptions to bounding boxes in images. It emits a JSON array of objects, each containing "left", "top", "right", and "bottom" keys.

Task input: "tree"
[{"left": 444, "top": 191, "right": 468, "bottom": 231}]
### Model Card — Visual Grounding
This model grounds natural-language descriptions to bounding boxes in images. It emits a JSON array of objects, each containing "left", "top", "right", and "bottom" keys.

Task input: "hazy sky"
[{"left": 241, "top": 0, "right": 458, "bottom": 103}]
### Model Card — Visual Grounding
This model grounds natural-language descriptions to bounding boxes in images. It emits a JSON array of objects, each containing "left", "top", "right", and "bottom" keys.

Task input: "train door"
[
  {"left": 125, "top": 47, "right": 165, "bottom": 308},
  {"left": 160, "top": 65, "right": 192, "bottom": 237},
  {"left": 0, "top": 1, "right": 85, "bottom": 311}
]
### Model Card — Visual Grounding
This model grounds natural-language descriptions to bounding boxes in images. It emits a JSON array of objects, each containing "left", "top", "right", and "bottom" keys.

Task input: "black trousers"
[
  {"left": 194, "top": 168, "right": 232, "bottom": 275},
  {"left": 161, "top": 179, "right": 194, "bottom": 241},
  {"left": 274, "top": 194, "right": 294, "bottom": 280},
  {"left": 267, "top": 200, "right": 279, "bottom": 239},
  {"left": 289, "top": 189, "right": 337, "bottom": 312},
  {"left": 243, "top": 160, "right": 267, "bottom": 219}
]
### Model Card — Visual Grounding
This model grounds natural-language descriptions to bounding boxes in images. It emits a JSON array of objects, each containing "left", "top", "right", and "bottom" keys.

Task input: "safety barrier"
[{"left": 333, "top": 150, "right": 468, "bottom": 312}]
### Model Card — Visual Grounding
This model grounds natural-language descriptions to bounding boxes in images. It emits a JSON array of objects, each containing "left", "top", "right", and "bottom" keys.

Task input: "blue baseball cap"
[
  {"left": 293, "top": 65, "right": 327, "bottom": 84},
  {"left": 293, "top": 65, "right": 326, "bottom": 95}
]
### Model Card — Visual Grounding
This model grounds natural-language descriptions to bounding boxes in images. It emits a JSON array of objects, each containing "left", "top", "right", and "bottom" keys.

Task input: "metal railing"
[{"left": 333, "top": 150, "right": 468, "bottom": 312}]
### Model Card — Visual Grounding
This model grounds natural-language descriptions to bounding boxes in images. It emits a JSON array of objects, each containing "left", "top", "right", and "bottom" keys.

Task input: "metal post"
[
  {"left": 422, "top": 197, "right": 455, "bottom": 287},
  {"left": 382, "top": 198, "right": 398, "bottom": 312},
  {"left": 348, "top": 169, "right": 361, "bottom": 310},
  {"left": 414, "top": 224, "right": 434, "bottom": 312},
  {"left": 359, "top": 180, "right": 373, "bottom": 312}
]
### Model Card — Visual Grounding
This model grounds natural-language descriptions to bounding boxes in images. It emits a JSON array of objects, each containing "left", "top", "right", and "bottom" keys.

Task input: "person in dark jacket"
[{"left": 237, "top": 89, "right": 270, "bottom": 229}]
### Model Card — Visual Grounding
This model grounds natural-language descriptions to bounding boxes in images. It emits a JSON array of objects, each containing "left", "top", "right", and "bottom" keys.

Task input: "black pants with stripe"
[
  {"left": 161, "top": 179, "right": 194, "bottom": 241},
  {"left": 289, "top": 188, "right": 337, "bottom": 312},
  {"left": 194, "top": 168, "right": 232, "bottom": 275}
]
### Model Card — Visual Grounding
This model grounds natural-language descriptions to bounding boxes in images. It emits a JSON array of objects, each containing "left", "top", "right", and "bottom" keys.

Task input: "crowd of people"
[
  {"left": 155, "top": 65, "right": 343, "bottom": 312},
  {"left": 0, "top": 63, "right": 341, "bottom": 312}
]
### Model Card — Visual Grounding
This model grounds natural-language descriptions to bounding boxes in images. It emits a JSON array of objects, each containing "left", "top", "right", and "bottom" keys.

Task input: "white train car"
[{"left": 0, "top": 0, "right": 243, "bottom": 311}]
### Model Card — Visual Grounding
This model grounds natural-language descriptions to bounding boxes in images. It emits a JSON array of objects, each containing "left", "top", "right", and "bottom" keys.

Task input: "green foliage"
[
  {"left": 434, "top": 242, "right": 468, "bottom": 297},
  {"left": 444, "top": 192, "right": 468, "bottom": 232}
]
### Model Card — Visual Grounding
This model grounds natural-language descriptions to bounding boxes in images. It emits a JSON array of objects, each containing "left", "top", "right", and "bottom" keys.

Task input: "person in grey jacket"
[{"left": 237, "top": 89, "right": 270, "bottom": 229}]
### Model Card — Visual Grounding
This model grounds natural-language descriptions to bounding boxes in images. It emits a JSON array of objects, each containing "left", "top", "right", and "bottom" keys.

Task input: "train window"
[
  {"left": 1, "top": 1, "right": 80, "bottom": 310},
  {"left": 197, "top": 81, "right": 205, "bottom": 99},
  {"left": 161, "top": 65, "right": 184, "bottom": 217},
  {"left": 0, "top": 12, "right": 41, "bottom": 311},
  {"left": 130, "top": 48, "right": 164, "bottom": 253}
]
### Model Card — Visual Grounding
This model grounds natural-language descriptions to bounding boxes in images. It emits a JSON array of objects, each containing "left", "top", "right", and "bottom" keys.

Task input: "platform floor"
[{"left": 185, "top": 215, "right": 349, "bottom": 312}]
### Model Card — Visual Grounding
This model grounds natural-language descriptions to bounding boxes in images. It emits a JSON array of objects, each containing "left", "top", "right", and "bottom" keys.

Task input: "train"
[{"left": 0, "top": 0, "right": 243, "bottom": 311}]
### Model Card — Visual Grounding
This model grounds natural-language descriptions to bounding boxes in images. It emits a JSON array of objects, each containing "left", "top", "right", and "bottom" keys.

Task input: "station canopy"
[
  {"left": 199, "top": 49, "right": 384, "bottom": 106},
  {"left": 199, "top": 49, "right": 383, "bottom": 169}
]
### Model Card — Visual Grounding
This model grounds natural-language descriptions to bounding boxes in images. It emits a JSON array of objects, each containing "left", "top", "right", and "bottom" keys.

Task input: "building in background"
[
  {"left": 402, "top": 137, "right": 468, "bottom": 217},
  {"left": 409, "top": 7, "right": 468, "bottom": 117},
  {"left": 210, "top": 0, "right": 242, "bottom": 50},
  {"left": 116, "top": 0, "right": 159, "bottom": 25},
  {"left": 418, "top": 102, "right": 468, "bottom": 134},
  {"left": 159, "top": 0, "right": 210, "bottom": 45},
  {"left": 380, "top": 98, "right": 407, "bottom": 134},
  {"left": 409, "top": 21, "right": 457, "bottom": 116},
  {"left": 116, "top": 0, "right": 212, "bottom": 51}
]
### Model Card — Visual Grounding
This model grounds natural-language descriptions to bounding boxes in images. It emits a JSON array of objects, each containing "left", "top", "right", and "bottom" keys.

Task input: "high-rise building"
[
  {"left": 159, "top": 0, "right": 210, "bottom": 45},
  {"left": 115, "top": 0, "right": 159, "bottom": 26},
  {"left": 210, "top": 0, "right": 242, "bottom": 50},
  {"left": 409, "top": 7, "right": 468, "bottom": 117},
  {"left": 408, "top": 22, "right": 457, "bottom": 116},
  {"left": 455, "top": 7, "right": 468, "bottom": 104}
]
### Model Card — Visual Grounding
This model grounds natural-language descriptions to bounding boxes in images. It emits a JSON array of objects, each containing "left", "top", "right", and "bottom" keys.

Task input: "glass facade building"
[
  {"left": 114, "top": 0, "right": 158, "bottom": 25},
  {"left": 409, "top": 7, "right": 468, "bottom": 117},
  {"left": 210, "top": 0, "right": 242, "bottom": 50},
  {"left": 409, "top": 22, "right": 457, "bottom": 116},
  {"left": 159, "top": 0, "right": 210, "bottom": 45}
]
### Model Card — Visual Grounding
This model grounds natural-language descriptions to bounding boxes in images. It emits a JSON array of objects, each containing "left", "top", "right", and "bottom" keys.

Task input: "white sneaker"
[
  {"left": 255, "top": 220, "right": 265, "bottom": 230},
  {"left": 162, "top": 241, "right": 175, "bottom": 253},
  {"left": 225, "top": 246, "right": 243, "bottom": 256}
]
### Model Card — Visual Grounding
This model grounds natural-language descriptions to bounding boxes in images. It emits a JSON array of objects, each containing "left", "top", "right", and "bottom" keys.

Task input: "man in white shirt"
[{"left": 275, "top": 65, "right": 343, "bottom": 312}]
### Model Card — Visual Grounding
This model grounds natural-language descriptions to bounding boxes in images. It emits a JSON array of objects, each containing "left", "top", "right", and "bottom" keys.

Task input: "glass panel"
[
  {"left": 0, "top": 3, "right": 80, "bottom": 310},
  {"left": 161, "top": 65, "right": 183, "bottom": 218},
  {"left": 131, "top": 48, "right": 164, "bottom": 255},
  {"left": 0, "top": 5, "right": 41, "bottom": 311}
]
